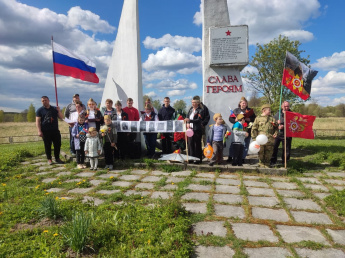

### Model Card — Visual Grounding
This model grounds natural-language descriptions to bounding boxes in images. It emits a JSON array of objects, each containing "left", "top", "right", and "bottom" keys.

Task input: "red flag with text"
[
  {"left": 282, "top": 51, "right": 318, "bottom": 100},
  {"left": 285, "top": 111, "right": 316, "bottom": 139}
]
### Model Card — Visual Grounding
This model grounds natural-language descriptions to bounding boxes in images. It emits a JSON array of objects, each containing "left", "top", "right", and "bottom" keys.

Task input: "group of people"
[{"left": 36, "top": 93, "right": 292, "bottom": 169}]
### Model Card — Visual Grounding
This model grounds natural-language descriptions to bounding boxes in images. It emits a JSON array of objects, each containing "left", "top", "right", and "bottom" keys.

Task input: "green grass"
[{"left": 324, "top": 190, "right": 345, "bottom": 216}]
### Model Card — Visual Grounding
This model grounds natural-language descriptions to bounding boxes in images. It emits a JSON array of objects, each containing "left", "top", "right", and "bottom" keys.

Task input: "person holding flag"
[{"left": 270, "top": 101, "right": 292, "bottom": 167}]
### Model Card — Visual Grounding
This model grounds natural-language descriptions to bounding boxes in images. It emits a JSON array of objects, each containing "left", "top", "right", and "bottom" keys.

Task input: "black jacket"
[
  {"left": 186, "top": 106, "right": 205, "bottom": 132},
  {"left": 158, "top": 104, "right": 175, "bottom": 121}
]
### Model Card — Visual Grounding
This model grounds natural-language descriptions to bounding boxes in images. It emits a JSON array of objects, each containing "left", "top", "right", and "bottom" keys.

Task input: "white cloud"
[
  {"left": 281, "top": 30, "right": 314, "bottom": 43},
  {"left": 142, "top": 47, "right": 202, "bottom": 74},
  {"left": 145, "top": 91, "right": 157, "bottom": 98},
  {"left": 67, "top": 6, "right": 115, "bottom": 34},
  {"left": 193, "top": 2, "right": 202, "bottom": 26},
  {"left": 142, "top": 70, "right": 176, "bottom": 83},
  {"left": 168, "top": 90, "right": 186, "bottom": 96},
  {"left": 143, "top": 34, "right": 202, "bottom": 53},
  {"left": 313, "top": 51, "right": 345, "bottom": 71}
]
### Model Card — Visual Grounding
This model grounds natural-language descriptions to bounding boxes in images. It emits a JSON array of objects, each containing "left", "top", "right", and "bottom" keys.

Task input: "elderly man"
[
  {"left": 270, "top": 101, "right": 292, "bottom": 166},
  {"left": 64, "top": 93, "right": 85, "bottom": 155},
  {"left": 36, "top": 96, "right": 64, "bottom": 165}
]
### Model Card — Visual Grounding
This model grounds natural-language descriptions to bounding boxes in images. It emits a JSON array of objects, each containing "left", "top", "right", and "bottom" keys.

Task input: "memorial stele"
[{"left": 203, "top": 0, "right": 249, "bottom": 154}]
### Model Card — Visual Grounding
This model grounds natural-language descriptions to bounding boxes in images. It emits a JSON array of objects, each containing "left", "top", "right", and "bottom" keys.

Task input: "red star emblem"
[{"left": 226, "top": 30, "right": 231, "bottom": 36}]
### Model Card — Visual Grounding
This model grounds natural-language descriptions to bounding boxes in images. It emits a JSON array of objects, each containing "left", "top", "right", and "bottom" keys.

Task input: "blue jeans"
[
  {"left": 69, "top": 127, "right": 76, "bottom": 154},
  {"left": 144, "top": 133, "right": 157, "bottom": 157}
]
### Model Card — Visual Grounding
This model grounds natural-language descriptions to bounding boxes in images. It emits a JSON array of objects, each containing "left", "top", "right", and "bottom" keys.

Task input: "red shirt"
[{"left": 123, "top": 107, "right": 139, "bottom": 121}]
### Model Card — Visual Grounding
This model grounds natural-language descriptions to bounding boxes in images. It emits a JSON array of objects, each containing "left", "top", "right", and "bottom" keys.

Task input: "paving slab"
[
  {"left": 56, "top": 171, "right": 72, "bottom": 176},
  {"left": 161, "top": 184, "right": 178, "bottom": 190},
  {"left": 252, "top": 207, "right": 290, "bottom": 222},
  {"left": 195, "top": 172, "right": 215, "bottom": 178},
  {"left": 32, "top": 162, "right": 48, "bottom": 166},
  {"left": 295, "top": 248, "right": 345, "bottom": 258},
  {"left": 313, "top": 192, "right": 331, "bottom": 199},
  {"left": 130, "top": 169, "right": 148, "bottom": 175},
  {"left": 214, "top": 204, "right": 245, "bottom": 219},
  {"left": 247, "top": 187, "right": 275, "bottom": 196},
  {"left": 135, "top": 183, "right": 155, "bottom": 189},
  {"left": 192, "top": 177, "right": 213, "bottom": 183},
  {"left": 171, "top": 171, "right": 192, "bottom": 177},
  {"left": 151, "top": 191, "right": 173, "bottom": 199},
  {"left": 270, "top": 177, "right": 290, "bottom": 182},
  {"left": 326, "top": 229, "right": 345, "bottom": 245},
  {"left": 213, "top": 194, "right": 243, "bottom": 204},
  {"left": 333, "top": 186, "right": 345, "bottom": 191},
  {"left": 183, "top": 203, "right": 207, "bottom": 214},
  {"left": 96, "top": 189, "right": 121, "bottom": 195},
  {"left": 326, "top": 172, "right": 345, "bottom": 178},
  {"left": 98, "top": 173, "right": 119, "bottom": 179},
  {"left": 303, "top": 183, "right": 329, "bottom": 191},
  {"left": 46, "top": 188, "right": 63, "bottom": 193},
  {"left": 244, "top": 180, "right": 269, "bottom": 188},
  {"left": 272, "top": 182, "right": 298, "bottom": 190},
  {"left": 276, "top": 189, "right": 305, "bottom": 197},
  {"left": 243, "top": 175, "right": 263, "bottom": 180},
  {"left": 82, "top": 196, "right": 104, "bottom": 206},
  {"left": 291, "top": 210, "right": 333, "bottom": 224},
  {"left": 90, "top": 179, "right": 106, "bottom": 186},
  {"left": 36, "top": 172, "right": 52, "bottom": 176},
  {"left": 215, "top": 185, "right": 240, "bottom": 194},
  {"left": 42, "top": 178, "right": 57, "bottom": 183},
  {"left": 68, "top": 187, "right": 94, "bottom": 194},
  {"left": 75, "top": 172, "right": 95, "bottom": 178},
  {"left": 21, "top": 161, "right": 31, "bottom": 165},
  {"left": 296, "top": 177, "right": 321, "bottom": 184},
  {"left": 231, "top": 223, "right": 278, "bottom": 242},
  {"left": 65, "top": 179, "right": 80, "bottom": 183},
  {"left": 119, "top": 175, "right": 141, "bottom": 181},
  {"left": 193, "top": 246, "right": 235, "bottom": 258},
  {"left": 112, "top": 169, "right": 127, "bottom": 173},
  {"left": 216, "top": 178, "right": 241, "bottom": 185},
  {"left": 39, "top": 166, "right": 51, "bottom": 171},
  {"left": 193, "top": 221, "right": 227, "bottom": 237},
  {"left": 51, "top": 167, "right": 65, "bottom": 171},
  {"left": 303, "top": 172, "right": 325, "bottom": 177},
  {"left": 284, "top": 198, "right": 322, "bottom": 211},
  {"left": 218, "top": 174, "right": 238, "bottom": 179},
  {"left": 141, "top": 176, "right": 161, "bottom": 182},
  {"left": 166, "top": 177, "right": 184, "bottom": 183},
  {"left": 186, "top": 184, "right": 212, "bottom": 192},
  {"left": 151, "top": 170, "right": 169, "bottom": 176},
  {"left": 247, "top": 196, "right": 280, "bottom": 207},
  {"left": 124, "top": 190, "right": 150, "bottom": 196},
  {"left": 181, "top": 192, "right": 209, "bottom": 202},
  {"left": 244, "top": 247, "right": 292, "bottom": 258},
  {"left": 112, "top": 181, "right": 133, "bottom": 187},
  {"left": 276, "top": 225, "right": 329, "bottom": 244}
]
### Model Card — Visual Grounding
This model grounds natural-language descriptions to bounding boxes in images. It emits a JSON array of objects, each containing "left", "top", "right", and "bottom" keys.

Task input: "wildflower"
[
  {"left": 58, "top": 182, "right": 61, "bottom": 185},
  {"left": 238, "top": 185, "right": 240, "bottom": 187},
  {"left": 0, "top": 212, "right": 3, "bottom": 215},
  {"left": 45, "top": 192, "right": 49, "bottom": 195},
  {"left": 109, "top": 176, "right": 114, "bottom": 179},
  {"left": 55, "top": 197, "right": 59, "bottom": 200},
  {"left": 148, "top": 239, "right": 151, "bottom": 244},
  {"left": 139, "top": 228, "right": 144, "bottom": 232},
  {"left": 172, "top": 182, "right": 174, "bottom": 185},
  {"left": 83, "top": 179, "right": 86, "bottom": 182},
  {"left": 141, "top": 196, "right": 143, "bottom": 199},
  {"left": 43, "top": 230, "right": 49, "bottom": 233},
  {"left": 2, "top": 183, "right": 6, "bottom": 186},
  {"left": 35, "top": 185, "right": 40, "bottom": 189},
  {"left": 61, "top": 197, "right": 66, "bottom": 200},
  {"left": 53, "top": 233, "right": 59, "bottom": 237}
]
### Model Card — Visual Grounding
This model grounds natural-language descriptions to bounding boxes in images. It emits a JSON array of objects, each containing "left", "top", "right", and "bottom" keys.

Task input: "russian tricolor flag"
[{"left": 52, "top": 42, "right": 99, "bottom": 83}]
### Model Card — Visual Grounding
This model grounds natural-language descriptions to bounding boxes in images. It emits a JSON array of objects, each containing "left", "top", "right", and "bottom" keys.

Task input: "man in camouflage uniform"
[{"left": 251, "top": 104, "right": 278, "bottom": 167}]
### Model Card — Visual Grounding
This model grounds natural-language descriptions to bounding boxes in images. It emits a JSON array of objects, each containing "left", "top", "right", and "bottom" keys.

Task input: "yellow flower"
[
  {"left": 53, "top": 233, "right": 59, "bottom": 237},
  {"left": 141, "top": 196, "right": 143, "bottom": 199},
  {"left": 55, "top": 197, "right": 59, "bottom": 200},
  {"left": 139, "top": 228, "right": 144, "bottom": 232},
  {"left": 148, "top": 239, "right": 151, "bottom": 244},
  {"left": 238, "top": 185, "right": 241, "bottom": 187},
  {"left": 2, "top": 183, "right": 6, "bottom": 186},
  {"left": 0, "top": 212, "right": 3, "bottom": 215},
  {"left": 45, "top": 192, "right": 49, "bottom": 195},
  {"left": 58, "top": 182, "right": 61, "bottom": 185},
  {"left": 43, "top": 230, "right": 48, "bottom": 233},
  {"left": 109, "top": 176, "right": 114, "bottom": 179},
  {"left": 83, "top": 179, "right": 86, "bottom": 182},
  {"left": 61, "top": 197, "right": 66, "bottom": 200},
  {"left": 172, "top": 182, "right": 174, "bottom": 185},
  {"left": 35, "top": 185, "right": 40, "bottom": 189}
]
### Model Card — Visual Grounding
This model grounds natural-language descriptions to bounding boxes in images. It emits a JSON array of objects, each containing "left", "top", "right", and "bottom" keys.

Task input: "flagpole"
[
  {"left": 279, "top": 51, "right": 288, "bottom": 122},
  {"left": 284, "top": 111, "right": 287, "bottom": 169},
  {"left": 51, "top": 36, "right": 59, "bottom": 106}
]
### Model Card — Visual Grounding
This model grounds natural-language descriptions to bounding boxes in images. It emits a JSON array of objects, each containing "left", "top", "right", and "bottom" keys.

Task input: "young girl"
[
  {"left": 232, "top": 114, "right": 248, "bottom": 166},
  {"left": 139, "top": 103, "right": 158, "bottom": 158},
  {"left": 86, "top": 98, "right": 103, "bottom": 131},
  {"left": 101, "top": 115, "right": 117, "bottom": 170},
  {"left": 85, "top": 127, "right": 102, "bottom": 170},
  {"left": 207, "top": 113, "right": 228, "bottom": 166},
  {"left": 72, "top": 114, "right": 89, "bottom": 169}
]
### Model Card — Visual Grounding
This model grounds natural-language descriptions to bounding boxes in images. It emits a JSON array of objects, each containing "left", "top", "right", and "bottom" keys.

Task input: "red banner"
[
  {"left": 282, "top": 51, "right": 318, "bottom": 100},
  {"left": 285, "top": 111, "right": 316, "bottom": 139}
]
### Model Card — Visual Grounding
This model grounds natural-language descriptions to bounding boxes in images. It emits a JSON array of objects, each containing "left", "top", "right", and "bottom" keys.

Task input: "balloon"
[
  {"left": 186, "top": 128, "right": 194, "bottom": 137},
  {"left": 203, "top": 145, "right": 214, "bottom": 159},
  {"left": 256, "top": 134, "right": 268, "bottom": 145},
  {"left": 249, "top": 141, "right": 260, "bottom": 154}
]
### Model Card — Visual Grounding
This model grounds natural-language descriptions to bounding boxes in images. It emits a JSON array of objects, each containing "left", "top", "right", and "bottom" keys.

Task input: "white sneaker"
[
  {"left": 104, "top": 165, "right": 109, "bottom": 169},
  {"left": 108, "top": 165, "right": 113, "bottom": 170},
  {"left": 77, "top": 164, "right": 83, "bottom": 169}
]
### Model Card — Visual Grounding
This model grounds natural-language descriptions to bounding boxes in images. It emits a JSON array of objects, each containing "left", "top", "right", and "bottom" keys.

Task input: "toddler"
[{"left": 85, "top": 127, "right": 102, "bottom": 170}]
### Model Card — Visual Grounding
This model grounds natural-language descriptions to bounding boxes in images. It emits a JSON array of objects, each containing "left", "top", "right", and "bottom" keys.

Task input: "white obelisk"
[
  {"left": 202, "top": 0, "right": 249, "bottom": 155},
  {"left": 101, "top": 0, "right": 143, "bottom": 111}
]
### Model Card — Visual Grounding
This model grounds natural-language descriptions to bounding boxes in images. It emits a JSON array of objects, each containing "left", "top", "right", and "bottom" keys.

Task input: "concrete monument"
[
  {"left": 101, "top": 0, "right": 143, "bottom": 111},
  {"left": 202, "top": 0, "right": 249, "bottom": 154}
]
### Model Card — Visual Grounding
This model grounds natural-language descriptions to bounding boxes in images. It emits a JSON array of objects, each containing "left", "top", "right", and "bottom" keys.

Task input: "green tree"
[
  {"left": 244, "top": 35, "right": 311, "bottom": 111},
  {"left": 173, "top": 100, "right": 187, "bottom": 113},
  {"left": 152, "top": 99, "right": 161, "bottom": 111},
  {"left": 27, "top": 103, "right": 36, "bottom": 122},
  {"left": 0, "top": 110, "right": 4, "bottom": 122}
]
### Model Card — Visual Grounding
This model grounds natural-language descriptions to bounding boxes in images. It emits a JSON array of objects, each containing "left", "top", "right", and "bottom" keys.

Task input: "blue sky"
[{"left": 0, "top": 0, "right": 344, "bottom": 112}]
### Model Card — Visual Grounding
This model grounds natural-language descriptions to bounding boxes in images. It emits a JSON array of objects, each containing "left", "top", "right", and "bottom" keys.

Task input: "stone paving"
[{"left": 24, "top": 157, "right": 345, "bottom": 257}]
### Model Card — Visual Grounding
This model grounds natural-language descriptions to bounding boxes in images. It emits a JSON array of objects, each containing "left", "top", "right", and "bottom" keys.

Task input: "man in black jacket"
[
  {"left": 270, "top": 101, "right": 292, "bottom": 166},
  {"left": 158, "top": 97, "right": 175, "bottom": 154}
]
